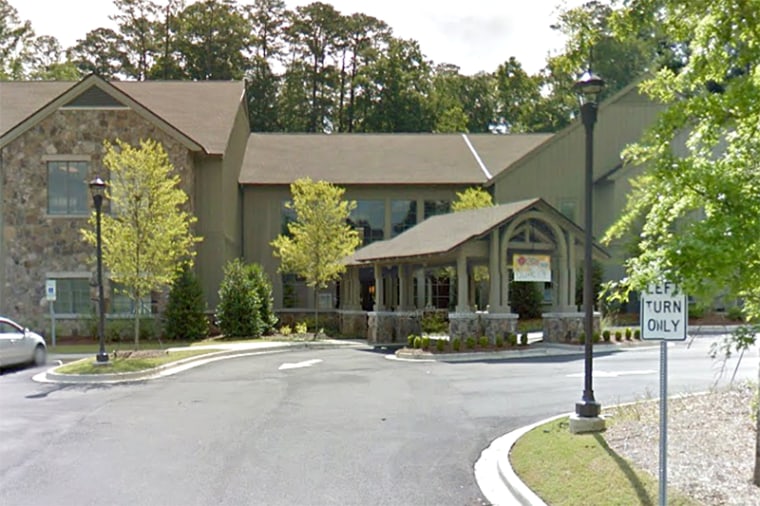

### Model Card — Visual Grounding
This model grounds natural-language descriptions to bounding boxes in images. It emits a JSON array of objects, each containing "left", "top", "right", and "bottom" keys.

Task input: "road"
[{"left": 0, "top": 336, "right": 755, "bottom": 506}]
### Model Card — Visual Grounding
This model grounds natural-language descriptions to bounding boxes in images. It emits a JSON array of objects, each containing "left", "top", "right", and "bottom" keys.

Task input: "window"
[
  {"left": 47, "top": 161, "right": 89, "bottom": 215},
  {"left": 110, "top": 283, "right": 152, "bottom": 315},
  {"left": 424, "top": 200, "right": 450, "bottom": 219},
  {"left": 559, "top": 199, "right": 577, "bottom": 223},
  {"left": 349, "top": 200, "right": 385, "bottom": 245},
  {"left": 391, "top": 200, "right": 417, "bottom": 237},
  {"left": 50, "top": 278, "right": 91, "bottom": 314}
]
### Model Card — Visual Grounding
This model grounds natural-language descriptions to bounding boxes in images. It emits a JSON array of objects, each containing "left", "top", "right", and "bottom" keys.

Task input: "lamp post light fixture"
[
  {"left": 90, "top": 176, "right": 109, "bottom": 364},
  {"left": 571, "top": 70, "right": 605, "bottom": 431}
]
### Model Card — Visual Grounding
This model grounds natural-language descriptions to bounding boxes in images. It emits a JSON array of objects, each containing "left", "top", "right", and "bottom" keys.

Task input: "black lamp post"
[
  {"left": 575, "top": 71, "right": 604, "bottom": 419},
  {"left": 90, "top": 177, "right": 109, "bottom": 364}
]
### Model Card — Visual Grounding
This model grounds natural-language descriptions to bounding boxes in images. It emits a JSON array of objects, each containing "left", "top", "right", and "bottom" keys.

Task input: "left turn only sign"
[{"left": 640, "top": 282, "right": 687, "bottom": 341}]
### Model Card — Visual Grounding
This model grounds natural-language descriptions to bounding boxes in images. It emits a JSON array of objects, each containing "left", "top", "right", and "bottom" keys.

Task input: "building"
[{"left": 0, "top": 75, "right": 664, "bottom": 337}]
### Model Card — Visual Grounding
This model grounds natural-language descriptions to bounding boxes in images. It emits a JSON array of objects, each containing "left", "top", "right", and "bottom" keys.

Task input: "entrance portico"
[{"left": 340, "top": 198, "right": 608, "bottom": 344}]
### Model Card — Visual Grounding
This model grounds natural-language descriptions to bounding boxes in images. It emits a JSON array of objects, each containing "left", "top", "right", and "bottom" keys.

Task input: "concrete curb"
[{"left": 37, "top": 340, "right": 362, "bottom": 384}]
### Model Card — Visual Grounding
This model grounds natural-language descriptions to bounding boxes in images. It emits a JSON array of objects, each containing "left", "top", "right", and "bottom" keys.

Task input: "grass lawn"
[
  {"left": 54, "top": 349, "right": 217, "bottom": 375},
  {"left": 510, "top": 417, "right": 698, "bottom": 506},
  {"left": 49, "top": 341, "right": 193, "bottom": 354}
]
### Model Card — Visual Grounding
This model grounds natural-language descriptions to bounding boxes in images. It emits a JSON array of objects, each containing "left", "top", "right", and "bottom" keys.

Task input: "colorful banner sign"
[{"left": 513, "top": 254, "right": 551, "bottom": 282}]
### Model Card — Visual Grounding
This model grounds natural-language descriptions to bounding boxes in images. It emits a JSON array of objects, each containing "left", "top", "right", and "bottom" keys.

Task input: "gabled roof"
[
  {"left": 239, "top": 133, "right": 551, "bottom": 185},
  {"left": 485, "top": 78, "right": 651, "bottom": 186},
  {"left": 0, "top": 75, "right": 245, "bottom": 154},
  {"left": 349, "top": 198, "right": 608, "bottom": 264}
]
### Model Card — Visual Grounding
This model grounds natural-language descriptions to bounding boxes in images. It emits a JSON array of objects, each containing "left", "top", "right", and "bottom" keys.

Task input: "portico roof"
[{"left": 348, "top": 198, "right": 608, "bottom": 264}]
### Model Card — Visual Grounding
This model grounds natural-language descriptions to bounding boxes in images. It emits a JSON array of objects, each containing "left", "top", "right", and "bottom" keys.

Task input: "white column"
[
  {"left": 456, "top": 251, "right": 469, "bottom": 313},
  {"left": 373, "top": 264, "right": 384, "bottom": 311},
  {"left": 488, "top": 229, "right": 501, "bottom": 311}
]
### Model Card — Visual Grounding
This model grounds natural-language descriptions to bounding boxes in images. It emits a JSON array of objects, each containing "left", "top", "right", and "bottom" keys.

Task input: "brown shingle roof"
[
  {"left": 351, "top": 199, "right": 541, "bottom": 262},
  {"left": 239, "top": 133, "right": 552, "bottom": 185},
  {"left": 0, "top": 79, "right": 245, "bottom": 154}
]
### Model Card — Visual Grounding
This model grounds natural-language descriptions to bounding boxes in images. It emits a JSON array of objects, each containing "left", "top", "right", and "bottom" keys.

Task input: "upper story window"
[
  {"left": 391, "top": 200, "right": 417, "bottom": 237},
  {"left": 47, "top": 160, "right": 89, "bottom": 215},
  {"left": 349, "top": 200, "right": 385, "bottom": 245},
  {"left": 424, "top": 200, "right": 451, "bottom": 219}
]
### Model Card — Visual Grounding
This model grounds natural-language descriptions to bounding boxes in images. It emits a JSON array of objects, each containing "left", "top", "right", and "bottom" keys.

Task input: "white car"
[{"left": 0, "top": 317, "right": 47, "bottom": 369}]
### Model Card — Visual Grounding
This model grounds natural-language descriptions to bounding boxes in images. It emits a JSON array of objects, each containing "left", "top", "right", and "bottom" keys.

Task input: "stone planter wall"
[
  {"left": 483, "top": 313, "right": 519, "bottom": 344},
  {"left": 338, "top": 310, "right": 367, "bottom": 338},
  {"left": 542, "top": 312, "right": 600, "bottom": 343},
  {"left": 448, "top": 312, "right": 482, "bottom": 340},
  {"left": 395, "top": 311, "right": 421, "bottom": 342},
  {"left": 367, "top": 311, "right": 397, "bottom": 345}
]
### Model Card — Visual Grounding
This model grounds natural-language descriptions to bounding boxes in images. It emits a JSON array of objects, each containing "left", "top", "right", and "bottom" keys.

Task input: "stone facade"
[
  {"left": 394, "top": 311, "right": 421, "bottom": 342},
  {"left": 483, "top": 313, "right": 519, "bottom": 344},
  {"left": 366, "top": 311, "right": 398, "bottom": 345},
  {"left": 338, "top": 310, "right": 367, "bottom": 338},
  {"left": 448, "top": 312, "right": 482, "bottom": 340},
  {"left": 542, "top": 312, "right": 601, "bottom": 343},
  {"left": 1, "top": 109, "right": 195, "bottom": 332}
]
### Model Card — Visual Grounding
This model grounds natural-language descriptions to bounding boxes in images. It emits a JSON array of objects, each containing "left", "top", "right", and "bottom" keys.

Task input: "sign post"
[
  {"left": 640, "top": 282, "right": 687, "bottom": 506},
  {"left": 45, "top": 280, "right": 57, "bottom": 347}
]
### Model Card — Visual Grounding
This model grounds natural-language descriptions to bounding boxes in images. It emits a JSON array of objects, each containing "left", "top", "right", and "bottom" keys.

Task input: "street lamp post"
[
  {"left": 90, "top": 177, "right": 109, "bottom": 364},
  {"left": 572, "top": 71, "right": 605, "bottom": 430}
]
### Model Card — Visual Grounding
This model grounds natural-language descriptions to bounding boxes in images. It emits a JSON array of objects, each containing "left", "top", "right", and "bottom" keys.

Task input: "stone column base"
[
  {"left": 483, "top": 313, "right": 519, "bottom": 344},
  {"left": 367, "top": 311, "right": 397, "bottom": 345},
  {"left": 338, "top": 310, "right": 367, "bottom": 338},
  {"left": 542, "top": 312, "right": 601, "bottom": 343},
  {"left": 395, "top": 311, "right": 421, "bottom": 342},
  {"left": 448, "top": 312, "right": 482, "bottom": 340}
]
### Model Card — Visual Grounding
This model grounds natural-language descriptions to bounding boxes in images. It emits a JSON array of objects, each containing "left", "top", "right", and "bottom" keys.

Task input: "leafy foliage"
[
  {"left": 163, "top": 265, "right": 208, "bottom": 341},
  {"left": 510, "top": 282, "right": 544, "bottom": 319},
  {"left": 451, "top": 187, "right": 494, "bottom": 212},
  {"left": 82, "top": 138, "right": 200, "bottom": 348},
  {"left": 215, "top": 258, "right": 262, "bottom": 338}
]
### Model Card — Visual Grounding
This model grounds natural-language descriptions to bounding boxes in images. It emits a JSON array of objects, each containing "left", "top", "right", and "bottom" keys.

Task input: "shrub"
[
  {"left": 520, "top": 333, "right": 529, "bottom": 346},
  {"left": 593, "top": 332, "right": 601, "bottom": 343},
  {"left": 507, "top": 333, "right": 518, "bottom": 346},
  {"left": 163, "top": 265, "right": 208, "bottom": 340},
  {"left": 216, "top": 259, "right": 263, "bottom": 338},
  {"left": 421, "top": 311, "right": 448, "bottom": 333},
  {"left": 436, "top": 339, "right": 446, "bottom": 352},
  {"left": 280, "top": 325, "right": 292, "bottom": 336},
  {"left": 615, "top": 330, "right": 623, "bottom": 341},
  {"left": 602, "top": 330, "right": 611, "bottom": 342},
  {"left": 295, "top": 321, "right": 308, "bottom": 334},
  {"left": 246, "top": 263, "right": 278, "bottom": 335},
  {"left": 421, "top": 336, "right": 430, "bottom": 350},
  {"left": 479, "top": 336, "right": 489, "bottom": 348},
  {"left": 452, "top": 338, "right": 461, "bottom": 351},
  {"left": 625, "top": 328, "right": 632, "bottom": 341},
  {"left": 634, "top": 329, "right": 641, "bottom": 340},
  {"left": 413, "top": 336, "right": 423, "bottom": 349},
  {"left": 578, "top": 332, "right": 586, "bottom": 344},
  {"left": 466, "top": 336, "right": 476, "bottom": 349},
  {"left": 495, "top": 335, "right": 505, "bottom": 348},
  {"left": 408, "top": 335, "right": 416, "bottom": 348},
  {"left": 510, "top": 281, "right": 544, "bottom": 319},
  {"left": 689, "top": 303, "right": 707, "bottom": 319},
  {"left": 727, "top": 306, "right": 744, "bottom": 322}
]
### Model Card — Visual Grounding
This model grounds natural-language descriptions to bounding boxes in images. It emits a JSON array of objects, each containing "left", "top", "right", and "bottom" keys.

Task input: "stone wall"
[
  {"left": 1, "top": 109, "right": 195, "bottom": 332},
  {"left": 542, "top": 312, "right": 600, "bottom": 343}
]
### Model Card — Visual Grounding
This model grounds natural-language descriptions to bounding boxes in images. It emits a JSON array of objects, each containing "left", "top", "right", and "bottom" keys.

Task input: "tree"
[
  {"left": 83, "top": 138, "right": 201, "bottom": 348},
  {"left": 0, "top": 0, "right": 35, "bottom": 79},
  {"left": 163, "top": 264, "right": 208, "bottom": 340},
  {"left": 69, "top": 28, "right": 129, "bottom": 79},
  {"left": 216, "top": 258, "right": 263, "bottom": 338},
  {"left": 603, "top": 0, "right": 760, "bottom": 484},
  {"left": 271, "top": 178, "right": 360, "bottom": 335},
  {"left": 451, "top": 187, "right": 494, "bottom": 211}
]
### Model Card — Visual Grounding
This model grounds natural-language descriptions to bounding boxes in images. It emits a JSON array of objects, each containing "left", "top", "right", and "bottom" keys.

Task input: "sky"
[{"left": 13, "top": 0, "right": 589, "bottom": 76}]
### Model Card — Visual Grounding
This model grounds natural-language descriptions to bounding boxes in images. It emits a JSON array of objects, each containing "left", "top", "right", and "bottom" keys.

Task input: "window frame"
[{"left": 45, "top": 156, "right": 91, "bottom": 217}]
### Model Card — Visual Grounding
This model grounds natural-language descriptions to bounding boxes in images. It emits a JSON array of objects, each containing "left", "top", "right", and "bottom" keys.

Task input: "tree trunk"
[
  {"left": 134, "top": 308, "right": 140, "bottom": 350},
  {"left": 313, "top": 287, "right": 319, "bottom": 340}
]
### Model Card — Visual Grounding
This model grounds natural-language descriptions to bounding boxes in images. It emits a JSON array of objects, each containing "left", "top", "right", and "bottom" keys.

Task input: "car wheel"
[{"left": 33, "top": 345, "right": 47, "bottom": 367}]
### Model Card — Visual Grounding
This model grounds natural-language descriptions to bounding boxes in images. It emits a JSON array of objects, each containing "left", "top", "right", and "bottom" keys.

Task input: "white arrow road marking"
[
  {"left": 278, "top": 359, "right": 323, "bottom": 370},
  {"left": 566, "top": 369, "right": 656, "bottom": 378}
]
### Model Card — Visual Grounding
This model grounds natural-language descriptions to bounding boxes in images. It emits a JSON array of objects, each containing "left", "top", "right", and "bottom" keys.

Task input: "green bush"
[
  {"left": 247, "top": 263, "right": 278, "bottom": 335},
  {"left": 615, "top": 330, "right": 623, "bottom": 341},
  {"left": 602, "top": 330, "right": 611, "bottom": 342},
  {"left": 634, "top": 329, "right": 641, "bottom": 340},
  {"left": 593, "top": 332, "right": 601, "bottom": 343},
  {"left": 413, "top": 336, "right": 423, "bottom": 349},
  {"left": 520, "top": 332, "right": 529, "bottom": 346},
  {"left": 578, "top": 332, "right": 586, "bottom": 344},
  {"left": 479, "top": 336, "right": 489, "bottom": 348},
  {"left": 407, "top": 335, "right": 416, "bottom": 348},
  {"left": 295, "top": 321, "right": 308, "bottom": 334},
  {"left": 436, "top": 339, "right": 446, "bottom": 352},
  {"left": 495, "top": 335, "right": 505, "bottom": 348},
  {"left": 466, "top": 336, "right": 476, "bottom": 349},
  {"left": 421, "top": 311, "right": 448, "bottom": 333},
  {"left": 280, "top": 325, "right": 292, "bottom": 336},
  {"left": 421, "top": 336, "right": 430, "bottom": 350},
  {"left": 507, "top": 333, "right": 518, "bottom": 346},
  {"left": 689, "top": 303, "right": 707, "bottom": 319},
  {"left": 216, "top": 259, "right": 263, "bottom": 338},
  {"left": 163, "top": 265, "right": 208, "bottom": 340},
  {"left": 510, "top": 281, "right": 544, "bottom": 319},
  {"left": 452, "top": 338, "right": 461, "bottom": 351},
  {"left": 625, "top": 328, "right": 632, "bottom": 341},
  {"left": 727, "top": 306, "right": 744, "bottom": 321}
]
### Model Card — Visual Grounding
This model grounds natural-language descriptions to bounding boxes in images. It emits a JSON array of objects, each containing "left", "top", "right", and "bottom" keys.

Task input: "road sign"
[
  {"left": 45, "top": 279, "right": 57, "bottom": 302},
  {"left": 640, "top": 282, "right": 687, "bottom": 341}
]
